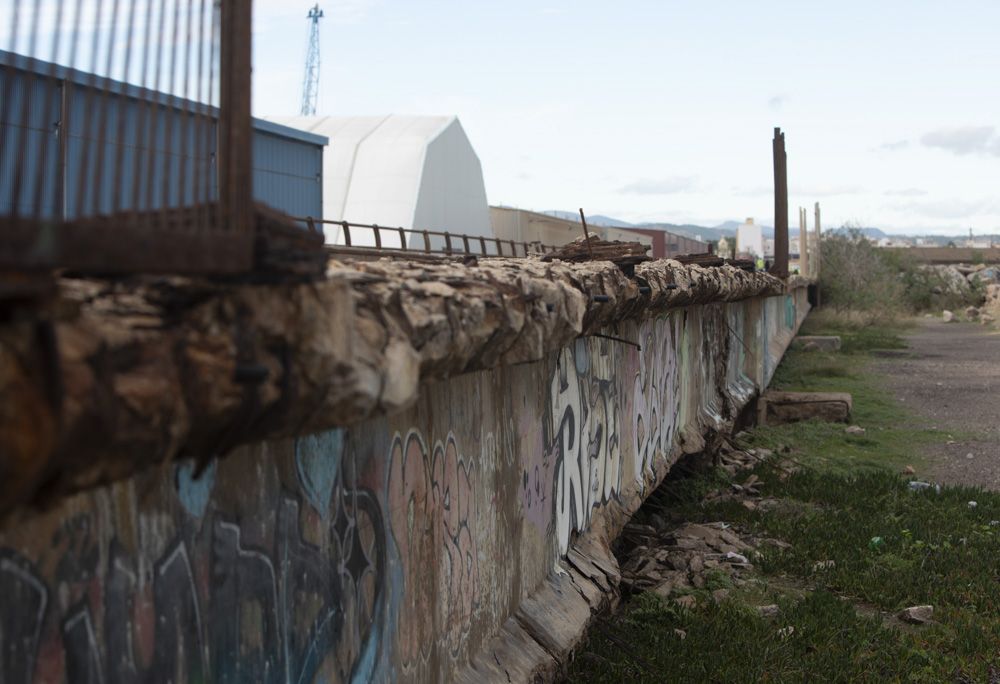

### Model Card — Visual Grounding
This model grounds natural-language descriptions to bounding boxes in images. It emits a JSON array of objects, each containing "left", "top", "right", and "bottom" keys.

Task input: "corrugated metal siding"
[
  {"left": 253, "top": 129, "right": 322, "bottom": 219},
  {"left": 0, "top": 66, "right": 62, "bottom": 219},
  {"left": 64, "top": 84, "right": 217, "bottom": 217},
  {"left": 2, "top": 56, "right": 325, "bottom": 222}
]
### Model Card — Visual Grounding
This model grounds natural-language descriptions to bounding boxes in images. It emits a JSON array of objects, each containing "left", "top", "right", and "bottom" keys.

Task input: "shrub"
[
  {"left": 818, "top": 227, "right": 905, "bottom": 321},
  {"left": 819, "top": 226, "right": 982, "bottom": 317}
]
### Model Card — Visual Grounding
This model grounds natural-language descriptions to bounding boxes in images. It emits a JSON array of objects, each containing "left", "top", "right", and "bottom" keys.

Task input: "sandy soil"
[{"left": 873, "top": 318, "right": 1000, "bottom": 488}]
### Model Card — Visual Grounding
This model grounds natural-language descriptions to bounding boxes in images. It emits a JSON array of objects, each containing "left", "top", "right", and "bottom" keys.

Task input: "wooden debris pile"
[{"left": 542, "top": 235, "right": 651, "bottom": 273}]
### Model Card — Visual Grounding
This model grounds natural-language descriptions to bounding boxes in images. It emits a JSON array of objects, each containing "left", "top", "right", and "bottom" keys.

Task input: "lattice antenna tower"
[{"left": 300, "top": 4, "right": 324, "bottom": 115}]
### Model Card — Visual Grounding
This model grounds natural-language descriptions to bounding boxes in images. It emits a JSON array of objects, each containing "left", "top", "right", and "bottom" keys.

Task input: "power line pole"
[{"left": 300, "top": 4, "right": 323, "bottom": 116}]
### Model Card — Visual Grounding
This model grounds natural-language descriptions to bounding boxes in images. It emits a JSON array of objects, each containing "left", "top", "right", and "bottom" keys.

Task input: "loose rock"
[
  {"left": 898, "top": 605, "right": 934, "bottom": 624},
  {"left": 942, "top": 310, "right": 955, "bottom": 322},
  {"left": 758, "top": 604, "right": 780, "bottom": 618},
  {"left": 845, "top": 425, "right": 866, "bottom": 435},
  {"left": 712, "top": 588, "right": 730, "bottom": 603},
  {"left": 674, "top": 595, "right": 697, "bottom": 609}
]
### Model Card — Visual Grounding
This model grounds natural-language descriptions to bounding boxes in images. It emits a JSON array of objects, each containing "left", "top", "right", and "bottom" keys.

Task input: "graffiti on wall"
[
  {"left": 632, "top": 314, "right": 681, "bottom": 487},
  {"left": 546, "top": 339, "right": 624, "bottom": 554},
  {"left": 387, "top": 430, "right": 481, "bottom": 671},
  {"left": 0, "top": 293, "right": 801, "bottom": 682},
  {"left": 0, "top": 431, "right": 388, "bottom": 684}
]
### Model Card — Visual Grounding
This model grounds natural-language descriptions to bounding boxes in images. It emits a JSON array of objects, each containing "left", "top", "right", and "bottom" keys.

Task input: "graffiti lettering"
[
  {"left": 548, "top": 339, "right": 623, "bottom": 555},
  {"left": 632, "top": 315, "right": 680, "bottom": 486},
  {"left": 388, "top": 429, "right": 481, "bottom": 669}
]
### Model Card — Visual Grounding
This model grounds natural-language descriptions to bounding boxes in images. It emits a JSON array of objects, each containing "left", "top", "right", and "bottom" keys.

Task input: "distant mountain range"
[
  {"left": 829, "top": 226, "right": 888, "bottom": 240},
  {"left": 544, "top": 211, "right": 910, "bottom": 244},
  {"left": 543, "top": 211, "right": 767, "bottom": 242}
]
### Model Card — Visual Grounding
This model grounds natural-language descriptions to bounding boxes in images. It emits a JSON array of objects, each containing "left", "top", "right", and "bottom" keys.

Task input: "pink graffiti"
[{"left": 388, "top": 430, "right": 480, "bottom": 667}]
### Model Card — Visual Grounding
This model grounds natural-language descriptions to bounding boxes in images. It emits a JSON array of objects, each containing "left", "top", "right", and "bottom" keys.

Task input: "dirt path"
[{"left": 873, "top": 318, "right": 1000, "bottom": 488}]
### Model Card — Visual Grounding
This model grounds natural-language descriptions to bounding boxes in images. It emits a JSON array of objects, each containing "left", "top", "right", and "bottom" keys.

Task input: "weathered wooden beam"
[{"left": 771, "top": 128, "right": 789, "bottom": 278}]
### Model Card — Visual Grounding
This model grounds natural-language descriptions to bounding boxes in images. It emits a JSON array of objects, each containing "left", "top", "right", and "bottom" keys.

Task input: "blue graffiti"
[
  {"left": 175, "top": 460, "right": 217, "bottom": 519},
  {"left": 295, "top": 429, "right": 345, "bottom": 517}
]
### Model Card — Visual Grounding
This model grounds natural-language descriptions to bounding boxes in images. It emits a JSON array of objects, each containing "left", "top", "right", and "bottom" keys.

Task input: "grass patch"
[
  {"left": 565, "top": 318, "right": 1000, "bottom": 683},
  {"left": 749, "top": 314, "right": 939, "bottom": 474},
  {"left": 569, "top": 466, "right": 1000, "bottom": 683}
]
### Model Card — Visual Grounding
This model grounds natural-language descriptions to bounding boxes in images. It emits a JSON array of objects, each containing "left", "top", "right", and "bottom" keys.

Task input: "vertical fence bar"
[
  {"left": 373, "top": 224, "right": 382, "bottom": 248},
  {"left": 219, "top": 0, "right": 253, "bottom": 238},
  {"left": 398, "top": 226, "right": 407, "bottom": 250},
  {"left": 422, "top": 230, "right": 431, "bottom": 252}
]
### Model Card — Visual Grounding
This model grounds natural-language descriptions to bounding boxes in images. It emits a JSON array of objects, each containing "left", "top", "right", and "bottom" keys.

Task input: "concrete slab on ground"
[{"left": 759, "top": 390, "right": 853, "bottom": 425}]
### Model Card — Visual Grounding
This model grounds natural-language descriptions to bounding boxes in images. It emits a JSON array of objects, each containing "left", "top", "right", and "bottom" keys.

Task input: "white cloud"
[
  {"left": 921, "top": 126, "right": 999, "bottom": 156},
  {"left": 618, "top": 177, "right": 696, "bottom": 195},
  {"left": 877, "top": 140, "right": 910, "bottom": 152},
  {"left": 768, "top": 94, "right": 787, "bottom": 109},
  {"left": 895, "top": 197, "right": 999, "bottom": 220},
  {"left": 884, "top": 188, "right": 927, "bottom": 197}
]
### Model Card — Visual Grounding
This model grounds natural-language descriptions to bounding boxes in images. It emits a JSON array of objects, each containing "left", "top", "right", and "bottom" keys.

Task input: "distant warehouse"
[
  {"left": 490, "top": 206, "right": 707, "bottom": 258},
  {"left": 0, "top": 50, "right": 326, "bottom": 222}
]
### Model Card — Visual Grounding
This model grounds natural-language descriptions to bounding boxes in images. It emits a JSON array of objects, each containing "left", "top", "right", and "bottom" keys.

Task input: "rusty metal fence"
[
  {"left": 304, "top": 218, "right": 560, "bottom": 259},
  {"left": 0, "top": 0, "right": 315, "bottom": 277}
]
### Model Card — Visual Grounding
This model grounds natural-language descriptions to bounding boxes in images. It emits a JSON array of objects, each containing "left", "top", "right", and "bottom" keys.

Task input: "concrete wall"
[{"left": 0, "top": 288, "right": 808, "bottom": 683}]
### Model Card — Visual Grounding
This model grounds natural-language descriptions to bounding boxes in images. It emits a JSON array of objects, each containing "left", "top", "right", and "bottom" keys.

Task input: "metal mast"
[{"left": 300, "top": 4, "right": 323, "bottom": 115}]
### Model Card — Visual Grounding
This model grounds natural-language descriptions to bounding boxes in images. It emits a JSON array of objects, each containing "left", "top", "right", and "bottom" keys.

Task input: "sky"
[
  {"left": 4, "top": 0, "right": 998, "bottom": 234},
  {"left": 248, "top": 0, "right": 1000, "bottom": 235}
]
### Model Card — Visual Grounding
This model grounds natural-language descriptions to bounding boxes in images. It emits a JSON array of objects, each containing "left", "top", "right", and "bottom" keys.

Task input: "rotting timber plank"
[{"left": 0, "top": 255, "right": 784, "bottom": 519}]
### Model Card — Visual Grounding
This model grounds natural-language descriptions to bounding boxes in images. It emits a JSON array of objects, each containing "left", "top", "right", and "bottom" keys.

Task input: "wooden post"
[
  {"left": 813, "top": 202, "right": 822, "bottom": 278},
  {"left": 799, "top": 206, "right": 809, "bottom": 277},
  {"left": 219, "top": 0, "right": 254, "bottom": 241},
  {"left": 770, "top": 128, "right": 789, "bottom": 278}
]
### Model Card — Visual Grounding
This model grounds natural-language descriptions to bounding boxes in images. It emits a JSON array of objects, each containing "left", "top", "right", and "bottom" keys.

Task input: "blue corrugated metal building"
[{"left": 0, "top": 50, "right": 326, "bottom": 222}]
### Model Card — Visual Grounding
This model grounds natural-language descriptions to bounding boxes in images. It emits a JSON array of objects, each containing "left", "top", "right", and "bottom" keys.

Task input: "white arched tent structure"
[{"left": 264, "top": 115, "right": 492, "bottom": 250}]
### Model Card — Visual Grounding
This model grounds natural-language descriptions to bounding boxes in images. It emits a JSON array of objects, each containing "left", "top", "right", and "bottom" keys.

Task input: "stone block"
[{"left": 759, "top": 390, "right": 852, "bottom": 425}]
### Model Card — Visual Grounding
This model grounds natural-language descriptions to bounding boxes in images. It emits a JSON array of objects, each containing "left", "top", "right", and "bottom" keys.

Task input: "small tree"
[{"left": 819, "top": 224, "right": 905, "bottom": 319}]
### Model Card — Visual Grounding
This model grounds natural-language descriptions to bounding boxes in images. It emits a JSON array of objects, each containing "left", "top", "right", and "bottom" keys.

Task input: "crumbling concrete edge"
[{"left": 0, "top": 256, "right": 793, "bottom": 518}]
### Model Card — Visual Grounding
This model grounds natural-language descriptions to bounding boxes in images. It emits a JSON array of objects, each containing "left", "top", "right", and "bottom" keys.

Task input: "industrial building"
[
  {"left": 265, "top": 115, "right": 491, "bottom": 249},
  {"left": 0, "top": 50, "right": 326, "bottom": 222},
  {"left": 490, "top": 206, "right": 708, "bottom": 258}
]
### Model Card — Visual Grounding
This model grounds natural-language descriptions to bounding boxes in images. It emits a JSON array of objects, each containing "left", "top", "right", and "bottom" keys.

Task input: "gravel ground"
[{"left": 873, "top": 318, "right": 1000, "bottom": 489}]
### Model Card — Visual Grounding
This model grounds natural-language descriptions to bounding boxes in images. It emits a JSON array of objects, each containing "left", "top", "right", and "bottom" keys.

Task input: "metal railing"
[
  {"left": 302, "top": 218, "right": 561, "bottom": 259},
  {"left": 0, "top": 0, "right": 269, "bottom": 276}
]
